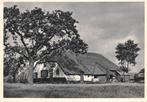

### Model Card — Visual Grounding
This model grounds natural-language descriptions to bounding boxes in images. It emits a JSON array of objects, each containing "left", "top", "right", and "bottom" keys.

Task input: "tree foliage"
[
  {"left": 4, "top": 49, "right": 25, "bottom": 82},
  {"left": 4, "top": 5, "right": 88, "bottom": 83},
  {"left": 115, "top": 39, "right": 140, "bottom": 73}
]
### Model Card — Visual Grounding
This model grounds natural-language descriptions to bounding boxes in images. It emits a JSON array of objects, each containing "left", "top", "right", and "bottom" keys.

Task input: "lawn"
[{"left": 4, "top": 83, "right": 144, "bottom": 98}]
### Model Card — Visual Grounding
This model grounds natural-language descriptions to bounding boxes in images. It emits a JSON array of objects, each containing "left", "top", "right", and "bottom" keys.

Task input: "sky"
[{"left": 4, "top": 2, "right": 144, "bottom": 72}]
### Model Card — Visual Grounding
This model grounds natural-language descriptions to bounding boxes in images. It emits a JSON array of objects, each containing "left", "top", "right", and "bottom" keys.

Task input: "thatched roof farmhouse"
[{"left": 33, "top": 51, "right": 121, "bottom": 83}]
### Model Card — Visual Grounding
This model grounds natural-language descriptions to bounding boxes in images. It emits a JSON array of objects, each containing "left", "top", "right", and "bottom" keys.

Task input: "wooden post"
[
  {"left": 80, "top": 71, "right": 84, "bottom": 83},
  {"left": 80, "top": 74, "right": 84, "bottom": 83}
]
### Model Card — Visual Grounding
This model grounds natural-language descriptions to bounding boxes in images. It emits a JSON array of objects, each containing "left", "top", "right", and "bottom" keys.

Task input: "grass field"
[{"left": 4, "top": 83, "right": 144, "bottom": 98}]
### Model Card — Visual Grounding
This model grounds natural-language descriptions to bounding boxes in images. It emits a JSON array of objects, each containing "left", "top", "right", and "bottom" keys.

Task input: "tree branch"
[
  {"left": 36, "top": 45, "right": 64, "bottom": 62},
  {"left": 15, "top": 31, "right": 30, "bottom": 57},
  {"left": 10, "top": 47, "right": 29, "bottom": 59}
]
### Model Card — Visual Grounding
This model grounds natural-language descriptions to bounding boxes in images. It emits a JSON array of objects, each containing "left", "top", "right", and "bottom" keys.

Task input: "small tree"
[
  {"left": 4, "top": 48, "right": 25, "bottom": 82},
  {"left": 4, "top": 5, "right": 88, "bottom": 84},
  {"left": 115, "top": 40, "right": 140, "bottom": 81}
]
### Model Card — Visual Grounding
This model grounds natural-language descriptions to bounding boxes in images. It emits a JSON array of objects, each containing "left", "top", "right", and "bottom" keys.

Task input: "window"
[
  {"left": 94, "top": 75, "right": 97, "bottom": 78},
  {"left": 44, "top": 64, "right": 46, "bottom": 67},
  {"left": 56, "top": 68, "right": 60, "bottom": 75}
]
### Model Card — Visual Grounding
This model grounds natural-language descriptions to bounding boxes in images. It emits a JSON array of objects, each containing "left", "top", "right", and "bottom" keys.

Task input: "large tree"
[
  {"left": 4, "top": 5, "right": 88, "bottom": 84},
  {"left": 115, "top": 40, "right": 140, "bottom": 81}
]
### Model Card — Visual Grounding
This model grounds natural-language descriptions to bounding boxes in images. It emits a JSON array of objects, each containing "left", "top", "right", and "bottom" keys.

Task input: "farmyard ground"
[{"left": 4, "top": 83, "right": 144, "bottom": 98}]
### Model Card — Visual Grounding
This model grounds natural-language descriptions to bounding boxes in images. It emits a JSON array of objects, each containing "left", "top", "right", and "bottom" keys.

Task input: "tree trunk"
[
  {"left": 12, "top": 74, "right": 16, "bottom": 83},
  {"left": 127, "top": 62, "right": 129, "bottom": 72},
  {"left": 127, "top": 62, "right": 129, "bottom": 81},
  {"left": 27, "top": 58, "right": 34, "bottom": 84},
  {"left": 123, "top": 71, "right": 125, "bottom": 82},
  {"left": 50, "top": 70, "right": 53, "bottom": 83}
]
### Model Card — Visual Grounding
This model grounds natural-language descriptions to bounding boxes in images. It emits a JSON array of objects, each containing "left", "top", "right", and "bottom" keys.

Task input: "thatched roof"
[
  {"left": 55, "top": 51, "right": 119, "bottom": 75},
  {"left": 77, "top": 53, "right": 119, "bottom": 71}
]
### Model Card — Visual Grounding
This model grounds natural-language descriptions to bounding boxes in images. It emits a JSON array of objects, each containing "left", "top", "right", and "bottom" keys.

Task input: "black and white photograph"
[{"left": 3, "top": 1, "right": 145, "bottom": 98}]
